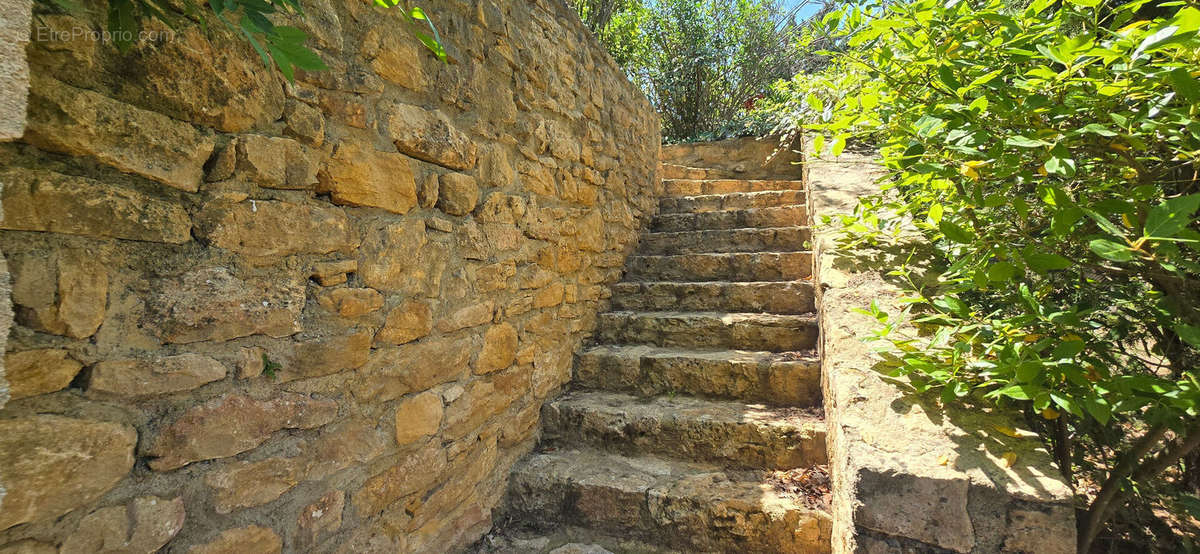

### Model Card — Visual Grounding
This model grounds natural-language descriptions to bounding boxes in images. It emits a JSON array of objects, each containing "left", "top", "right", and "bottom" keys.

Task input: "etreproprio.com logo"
[{"left": 34, "top": 25, "right": 175, "bottom": 44}]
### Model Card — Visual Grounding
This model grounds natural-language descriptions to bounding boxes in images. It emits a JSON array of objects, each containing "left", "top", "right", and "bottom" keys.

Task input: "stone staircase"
[{"left": 484, "top": 166, "right": 832, "bottom": 553}]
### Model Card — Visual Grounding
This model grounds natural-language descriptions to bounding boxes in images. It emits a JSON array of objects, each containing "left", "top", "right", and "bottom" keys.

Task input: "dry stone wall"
[{"left": 0, "top": 1, "right": 660, "bottom": 552}]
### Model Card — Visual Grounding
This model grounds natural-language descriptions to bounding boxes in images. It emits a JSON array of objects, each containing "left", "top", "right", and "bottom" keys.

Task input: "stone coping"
[{"left": 811, "top": 153, "right": 1077, "bottom": 553}]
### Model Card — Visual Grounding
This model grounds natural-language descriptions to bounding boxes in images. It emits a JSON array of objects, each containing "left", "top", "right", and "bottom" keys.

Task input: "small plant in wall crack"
[
  {"left": 32, "top": 0, "right": 447, "bottom": 81},
  {"left": 261, "top": 353, "right": 282, "bottom": 380}
]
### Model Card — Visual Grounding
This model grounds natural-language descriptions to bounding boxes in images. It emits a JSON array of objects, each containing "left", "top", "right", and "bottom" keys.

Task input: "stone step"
[
  {"left": 594, "top": 311, "right": 818, "bottom": 352},
  {"left": 575, "top": 345, "right": 821, "bottom": 407},
  {"left": 662, "top": 179, "right": 805, "bottom": 197},
  {"left": 658, "top": 190, "right": 806, "bottom": 214},
  {"left": 661, "top": 162, "right": 714, "bottom": 180},
  {"left": 505, "top": 449, "right": 832, "bottom": 553},
  {"left": 636, "top": 227, "right": 811, "bottom": 255},
  {"left": 472, "top": 526, "right": 676, "bottom": 553},
  {"left": 652, "top": 206, "right": 807, "bottom": 232},
  {"left": 609, "top": 281, "right": 816, "bottom": 315},
  {"left": 624, "top": 252, "right": 812, "bottom": 282},
  {"left": 542, "top": 391, "right": 826, "bottom": 470}
]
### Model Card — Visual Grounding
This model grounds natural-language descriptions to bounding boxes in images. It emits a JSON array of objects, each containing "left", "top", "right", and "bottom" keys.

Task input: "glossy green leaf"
[
  {"left": 1145, "top": 194, "right": 1200, "bottom": 238},
  {"left": 1089, "top": 239, "right": 1135, "bottom": 262},
  {"left": 1023, "top": 248, "right": 1073, "bottom": 272}
]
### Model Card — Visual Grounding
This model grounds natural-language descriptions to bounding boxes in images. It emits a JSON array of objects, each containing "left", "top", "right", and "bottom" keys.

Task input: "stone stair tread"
[
  {"left": 473, "top": 526, "right": 681, "bottom": 553},
  {"left": 609, "top": 279, "right": 816, "bottom": 315},
  {"left": 594, "top": 311, "right": 819, "bottom": 352},
  {"left": 579, "top": 343, "right": 820, "bottom": 365},
  {"left": 637, "top": 227, "right": 811, "bottom": 255},
  {"left": 600, "top": 310, "right": 819, "bottom": 326},
  {"left": 658, "top": 190, "right": 807, "bottom": 214},
  {"left": 662, "top": 179, "right": 806, "bottom": 197},
  {"left": 575, "top": 344, "right": 823, "bottom": 405},
  {"left": 624, "top": 251, "right": 813, "bottom": 282},
  {"left": 506, "top": 448, "right": 832, "bottom": 553},
  {"left": 543, "top": 390, "right": 826, "bottom": 470},
  {"left": 645, "top": 225, "right": 809, "bottom": 235},
  {"left": 651, "top": 206, "right": 807, "bottom": 232}
]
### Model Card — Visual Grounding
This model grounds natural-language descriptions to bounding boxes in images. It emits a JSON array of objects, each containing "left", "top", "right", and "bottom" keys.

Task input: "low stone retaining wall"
[
  {"left": 812, "top": 153, "right": 1077, "bottom": 553},
  {"left": 661, "top": 135, "right": 802, "bottom": 180}
]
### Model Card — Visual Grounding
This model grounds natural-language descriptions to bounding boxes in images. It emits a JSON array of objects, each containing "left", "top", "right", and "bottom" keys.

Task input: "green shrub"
[
  {"left": 572, "top": 0, "right": 807, "bottom": 142},
  {"left": 799, "top": 0, "right": 1200, "bottom": 548}
]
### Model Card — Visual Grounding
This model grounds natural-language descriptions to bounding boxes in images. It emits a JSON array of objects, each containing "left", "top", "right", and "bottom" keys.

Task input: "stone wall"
[
  {"left": 0, "top": 1, "right": 661, "bottom": 552},
  {"left": 661, "top": 135, "right": 802, "bottom": 180},
  {"left": 811, "top": 153, "right": 1076, "bottom": 553},
  {"left": 0, "top": 0, "right": 31, "bottom": 520}
]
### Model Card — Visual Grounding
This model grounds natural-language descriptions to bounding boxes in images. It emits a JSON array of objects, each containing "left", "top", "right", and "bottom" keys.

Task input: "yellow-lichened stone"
[{"left": 394, "top": 391, "right": 444, "bottom": 445}]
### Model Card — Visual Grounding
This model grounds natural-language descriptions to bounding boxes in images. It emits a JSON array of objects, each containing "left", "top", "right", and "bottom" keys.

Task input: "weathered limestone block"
[
  {"left": 236, "top": 346, "right": 266, "bottom": 379},
  {"left": 475, "top": 323, "right": 517, "bottom": 374},
  {"left": 233, "top": 135, "right": 320, "bottom": 190},
  {"left": 55, "top": 250, "right": 107, "bottom": 338},
  {"left": 547, "top": 123, "right": 581, "bottom": 163},
  {"left": 303, "top": 419, "right": 394, "bottom": 480},
  {"left": 194, "top": 200, "right": 359, "bottom": 261},
  {"left": 148, "top": 267, "right": 305, "bottom": 344},
  {"left": 476, "top": 194, "right": 524, "bottom": 227},
  {"left": 272, "top": 330, "right": 372, "bottom": 382},
  {"left": 315, "top": 91, "right": 368, "bottom": 129},
  {"left": 358, "top": 219, "right": 444, "bottom": 295},
  {"left": 187, "top": 526, "right": 282, "bottom": 554},
  {"left": 355, "top": 440, "right": 447, "bottom": 516},
  {"left": 318, "top": 287, "right": 384, "bottom": 318},
  {"left": 408, "top": 435, "right": 498, "bottom": 537},
  {"left": 394, "top": 390, "right": 444, "bottom": 445},
  {"left": 353, "top": 335, "right": 475, "bottom": 402},
  {"left": 88, "top": 353, "right": 227, "bottom": 397},
  {"left": 532, "top": 343, "right": 573, "bottom": 399},
  {"left": 376, "top": 299, "right": 433, "bottom": 345},
  {"left": 500, "top": 400, "right": 541, "bottom": 448},
  {"left": 576, "top": 210, "right": 606, "bottom": 252},
  {"left": 3, "top": 348, "right": 83, "bottom": 400},
  {"left": 444, "top": 379, "right": 508, "bottom": 439},
  {"left": 364, "top": 26, "right": 427, "bottom": 91},
  {"left": 419, "top": 173, "right": 441, "bottom": 209},
  {"left": 437, "top": 173, "right": 480, "bottom": 216},
  {"left": 1004, "top": 506, "right": 1079, "bottom": 553},
  {"left": 202, "top": 419, "right": 389, "bottom": 514},
  {"left": 125, "top": 27, "right": 284, "bottom": 133},
  {"left": 283, "top": 99, "right": 325, "bottom": 147},
  {"left": 204, "top": 457, "right": 304, "bottom": 514},
  {"left": 23, "top": 76, "right": 214, "bottom": 192},
  {"left": 311, "top": 259, "right": 357, "bottom": 287},
  {"left": 143, "top": 392, "right": 338, "bottom": 470},
  {"left": 384, "top": 102, "right": 477, "bottom": 170},
  {"left": 475, "top": 261, "right": 515, "bottom": 292},
  {"left": 0, "top": 416, "right": 137, "bottom": 531},
  {"left": 0, "top": 540, "right": 55, "bottom": 554},
  {"left": 0, "top": 0, "right": 30, "bottom": 140},
  {"left": 436, "top": 301, "right": 494, "bottom": 334},
  {"left": 318, "top": 141, "right": 418, "bottom": 214},
  {"left": 59, "top": 496, "right": 185, "bottom": 554},
  {"left": 296, "top": 490, "right": 345, "bottom": 549},
  {"left": 0, "top": 169, "right": 192, "bottom": 243},
  {"left": 533, "top": 281, "right": 565, "bottom": 309},
  {"left": 0, "top": 219, "right": 8, "bottom": 410},
  {"left": 11, "top": 248, "right": 107, "bottom": 339}
]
